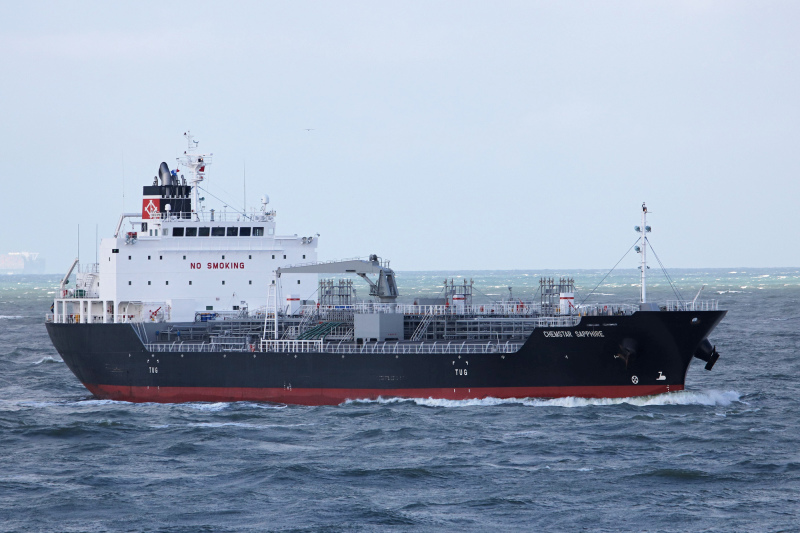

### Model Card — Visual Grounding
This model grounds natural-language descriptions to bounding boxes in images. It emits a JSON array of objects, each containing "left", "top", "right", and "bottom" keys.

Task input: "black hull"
[{"left": 46, "top": 311, "right": 725, "bottom": 405}]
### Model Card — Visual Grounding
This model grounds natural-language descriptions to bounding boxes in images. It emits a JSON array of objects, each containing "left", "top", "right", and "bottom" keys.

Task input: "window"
[
  {"left": 128, "top": 256, "right": 131, "bottom": 260},
  {"left": 186, "top": 227, "right": 198, "bottom": 237},
  {"left": 142, "top": 222, "right": 148, "bottom": 232},
  {"left": 248, "top": 255, "right": 252, "bottom": 259},
  {"left": 253, "top": 227, "right": 264, "bottom": 236},
  {"left": 233, "top": 306, "right": 240, "bottom": 311},
  {"left": 148, "top": 256, "right": 151, "bottom": 260},
  {"left": 166, "top": 281, "right": 169, "bottom": 285},
  {"left": 155, "top": 229, "right": 159, "bottom": 236},
  {"left": 283, "top": 255, "right": 286, "bottom": 259},
  {"left": 303, "top": 255, "right": 306, "bottom": 259},
  {"left": 271, "top": 255, "right": 275, "bottom": 259},
  {"left": 227, "top": 227, "right": 238, "bottom": 236},
  {"left": 206, "top": 306, "right": 213, "bottom": 311},
  {"left": 173, "top": 227, "right": 185, "bottom": 237},
  {"left": 149, "top": 230, "right": 153, "bottom": 236},
  {"left": 112, "top": 249, "right": 119, "bottom": 253},
  {"left": 199, "top": 227, "right": 210, "bottom": 237},
  {"left": 128, "top": 281, "right": 131, "bottom": 285},
  {"left": 249, "top": 280, "right": 252, "bottom": 285},
  {"left": 297, "top": 280, "right": 301, "bottom": 284},
  {"left": 189, "top": 281, "right": 192, "bottom": 285},
  {"left": 148, "top": 281, "right": 151, "bottom": 285},
  {"left": 222, "top": 255, "right": 225, "bottom": 260},
  {"left": 271, "top": 280, "right": 275, "bottom": 284},
  {"left": 222, "top": 281, "right": 225, "bottom": 285},
  {"left": 159, "top": 256, "right": 162, "bottom": 260},
  {"left": 211, "top": 227, "right": 225, "bottom": 237},
  {"left": 163, "top": 228, "right": 169, "bottom": 236},
  {"left": 240, "top": 227, "right": 251, "bottom": 237},
  {"left": 183, "top": 255, "right": 186, "bottom": 260}
]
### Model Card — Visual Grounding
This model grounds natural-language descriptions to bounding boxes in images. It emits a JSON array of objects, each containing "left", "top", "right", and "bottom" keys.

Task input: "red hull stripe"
[{"left": 86, "top": 384, "right": 684, "bottom": 406}]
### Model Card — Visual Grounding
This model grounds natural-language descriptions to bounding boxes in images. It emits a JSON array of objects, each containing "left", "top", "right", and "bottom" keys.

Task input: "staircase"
[
  {"left": 297, "top": 321, "right": 341, "bottom": 340},
  {"left": 410, "top": 312, "right": 435, "bottom": 341}
]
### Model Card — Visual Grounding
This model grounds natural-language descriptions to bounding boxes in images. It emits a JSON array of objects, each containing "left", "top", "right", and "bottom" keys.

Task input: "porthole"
[{"left": 691, "top": 317, "right": 700, "bottom": 325}]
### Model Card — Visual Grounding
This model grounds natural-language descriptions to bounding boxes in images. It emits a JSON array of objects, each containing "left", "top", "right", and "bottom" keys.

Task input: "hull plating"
[{"left": 46, "top": 310, "right": 725, "bottom": 405}]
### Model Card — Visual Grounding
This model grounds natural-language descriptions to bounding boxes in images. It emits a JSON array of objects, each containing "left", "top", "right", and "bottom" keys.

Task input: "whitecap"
[
  {"left": 33, "top": 356, "right": 63, "bottom": 365},
  {"left": 0, "top": 315, "right": 25, "bottom": 320}
]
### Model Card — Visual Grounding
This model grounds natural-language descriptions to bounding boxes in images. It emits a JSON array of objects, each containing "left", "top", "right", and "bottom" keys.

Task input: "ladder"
[
  {"left": 410, "top": 312, "right": 435, "bottom": 341},
  {"left": 263, "top": 282, "right": 278, "bottom": 340}
]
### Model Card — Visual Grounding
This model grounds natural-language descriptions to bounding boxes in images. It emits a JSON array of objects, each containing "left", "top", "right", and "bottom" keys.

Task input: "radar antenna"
[{"left": 177, "top": 131, "right": 213, "bottom": 220}]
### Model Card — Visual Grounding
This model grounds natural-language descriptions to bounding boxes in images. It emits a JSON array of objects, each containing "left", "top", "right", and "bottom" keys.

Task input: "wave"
[
  {"left": 0, "top": 315, "right": 25, "bottom": 320},
  {"left": 344, "top": 390, "right": 742, "bottom": 408},
  {"left": 33, "top": 356, "right": 63, "bottom": 365}
]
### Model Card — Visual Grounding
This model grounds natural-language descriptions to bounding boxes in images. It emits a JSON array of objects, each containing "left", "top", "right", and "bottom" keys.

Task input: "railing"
[
  {"left": 144, "top": 339, "right": 524, "bottom": 355},
  {"left": 317, "top": 340, "right": 523, "bottom": 355},
  {"left": 76, "top": 263, "right": 99, "bottom": 274},
  {"left": 147, "top": 210, "right": 275, "bottom": 223},
  {"left": 57, "top": 288, "right": 100, "bottom": 299},
  {"left": 260, "top": 339, "right": 323, "bottom": 352},
  {"left": 664, "top": 300, "right": 719, "bottom": 311},
  {"left": 575, "top": 304, "right": 639, "bottom": 316}
]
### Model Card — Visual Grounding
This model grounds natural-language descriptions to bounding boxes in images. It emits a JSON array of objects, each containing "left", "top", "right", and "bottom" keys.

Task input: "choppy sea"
[{"left": 1, "top": 269, "right": 799, "bottom": 532}]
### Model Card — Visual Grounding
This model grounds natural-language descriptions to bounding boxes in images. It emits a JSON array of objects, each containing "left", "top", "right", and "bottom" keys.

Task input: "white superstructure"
[{"left": 51, "top": 132, "right": 318, "bottom": 324}]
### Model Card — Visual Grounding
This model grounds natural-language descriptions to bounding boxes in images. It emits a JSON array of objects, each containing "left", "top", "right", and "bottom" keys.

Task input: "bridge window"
[
  {"left": 212, "top": 227, "right": 225, "bottom": 237},
  {"left": 186, "top": 227, "right": 198, "bottom": 237},
  {"left": 227, "top": 227, "right": 238, "bottom": 236},
  {"left": 173, "top": 227, "right": 185, "bottom": 237},
  {"left": 240, "top": 227, "right": 251, "bottom": 236},
  {"left": 198, "top": 227, "right": 210, "bottom": 237},
  {"left": 253, "top": 227, "right": 264, "bottom": 236}
]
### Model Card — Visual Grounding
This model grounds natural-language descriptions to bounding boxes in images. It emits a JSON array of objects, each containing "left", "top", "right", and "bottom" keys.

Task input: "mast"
[
  {"left": 177, "top": 131, "right": 212, "bottom": 220},
  {"left": 637, "top": 203, "right": 651, "bottom": 304}
]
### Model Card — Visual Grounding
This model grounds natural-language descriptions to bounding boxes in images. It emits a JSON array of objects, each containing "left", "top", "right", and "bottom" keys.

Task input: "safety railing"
[
  {"left": 143, "top": 339, "right": 524, "bottom": 355},
  {"left": 664, "top": 300, "right": 719, "bottom": 311}
]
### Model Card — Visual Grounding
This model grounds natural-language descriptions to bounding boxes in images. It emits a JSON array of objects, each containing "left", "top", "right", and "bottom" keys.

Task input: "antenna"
[
  {"left": 77, "top": 224, "right": 80, "bottom": 264},
  {"left": 121, "top": 149, "right": 125, "bottom": 212},
  {"left": 243, "top": 159, "right": 246, "bottom": 217},
  {"left": 95, "top": 224, "right": 98, "bottom": 264}
]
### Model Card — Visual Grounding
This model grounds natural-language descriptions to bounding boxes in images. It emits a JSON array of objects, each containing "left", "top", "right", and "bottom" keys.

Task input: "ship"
[
  {"left": 1, "top": 252, "right": 45, "bottom": 274},
  {"left": 45, "top": 133, "right": 726, "bottom": 406}
]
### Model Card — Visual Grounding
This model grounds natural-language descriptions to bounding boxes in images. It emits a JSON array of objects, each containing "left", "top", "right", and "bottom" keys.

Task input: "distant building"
[{"left": 0, "top": 252, "right": 46, "bottom": 274}]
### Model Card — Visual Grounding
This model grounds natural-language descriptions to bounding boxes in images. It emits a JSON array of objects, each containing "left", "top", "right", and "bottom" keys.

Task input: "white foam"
[
  {"left": 188, "top": 422, "right": 264, "bottom": 429},
  {"left": 33, "top": 356, "right": 63, "bottom": 365},
  {"left": 345, "top": 390, "right": 742, "bottom": 408},
  {"left": 0, "top": 315, "right": 24, "bottom": 320},
  {"left": 183, "top": 402, "right": 231, "bottom": 412}
]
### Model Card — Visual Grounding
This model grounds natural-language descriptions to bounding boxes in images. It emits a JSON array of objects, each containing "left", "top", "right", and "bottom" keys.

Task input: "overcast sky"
[{"left": 1, "top": 1, "right": 798, "bottom": 273}]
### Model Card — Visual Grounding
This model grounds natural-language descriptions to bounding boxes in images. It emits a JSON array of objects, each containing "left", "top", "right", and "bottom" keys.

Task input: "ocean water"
[{"left": 1, "top": 269, "right": 799, "bottom": 532}]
